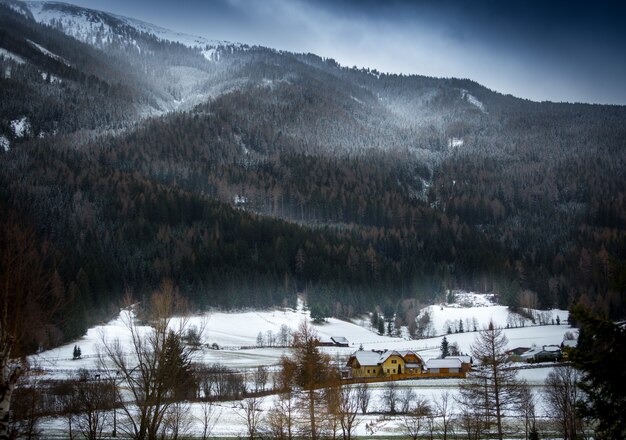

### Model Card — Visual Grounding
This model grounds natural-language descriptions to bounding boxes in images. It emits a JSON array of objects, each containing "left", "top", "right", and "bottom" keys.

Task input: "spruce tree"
[
  {"left": 570, "top": 306, "right": 626, "bottom": 439},
  {"left": 440, "top": 336, "right": 450, "bottom": 358}
]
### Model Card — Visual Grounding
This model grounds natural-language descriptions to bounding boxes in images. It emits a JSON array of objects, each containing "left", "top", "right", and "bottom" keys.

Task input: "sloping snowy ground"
[
  {"left": 31, "top": 293, "right": 573, "bottom": 378},
  {"left": 0, "top": 47, "right": 26, "bottom": 64}
]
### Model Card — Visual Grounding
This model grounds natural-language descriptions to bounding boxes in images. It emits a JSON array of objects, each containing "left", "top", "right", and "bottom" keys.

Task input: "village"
[{"left": 316, "top": 335, "right": 571, "bottom": 383}]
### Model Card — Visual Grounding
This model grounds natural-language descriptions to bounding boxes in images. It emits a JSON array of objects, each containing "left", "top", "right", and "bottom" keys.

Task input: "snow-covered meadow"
[{"left": 32, "top": 292, "right": 574, "bottom": 437}]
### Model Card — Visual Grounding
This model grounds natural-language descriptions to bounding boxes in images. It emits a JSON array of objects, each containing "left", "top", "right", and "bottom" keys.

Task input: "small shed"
[
  {"left": 331, "top": 336, "right": 350, "bottom": 347},
  {"left": 447, "top": 355, "right": 472, "bottom": 372},
  {"left": 426, "top": 358, "right": 462, "bottom": 374}
]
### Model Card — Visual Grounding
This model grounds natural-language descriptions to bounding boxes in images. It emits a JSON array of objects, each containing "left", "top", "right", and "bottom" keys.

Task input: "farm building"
[
  {"left": 425, "top": 358, "right": 462, "bottom": 374},
  {"left": 346, "top": 349, "right": 425, "bottom": 379},
  {"left": 521, "top": 345, "right": 562, "bottom": 362}
]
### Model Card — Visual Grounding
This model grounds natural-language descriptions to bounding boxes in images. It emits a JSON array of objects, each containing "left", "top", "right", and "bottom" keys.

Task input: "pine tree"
[
  {"left": 440, "top": 336, "right": 450, "bottom": 358},
  {"left": 370, "top": 311, "right": 379, "bottom": 329},
  {"left": 377, "top": 318, "right": 385, "bottom": 335}
]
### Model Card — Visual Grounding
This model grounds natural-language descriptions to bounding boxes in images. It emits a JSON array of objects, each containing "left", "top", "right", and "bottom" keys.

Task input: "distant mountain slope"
[{"left": 1, "top": 0, "right": 624, "bottom": 354}]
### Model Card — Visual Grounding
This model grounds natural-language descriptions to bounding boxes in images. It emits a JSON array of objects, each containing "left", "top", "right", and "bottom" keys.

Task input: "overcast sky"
[{"left": 61, "top": 0, "right": 626, "bottom": 104}]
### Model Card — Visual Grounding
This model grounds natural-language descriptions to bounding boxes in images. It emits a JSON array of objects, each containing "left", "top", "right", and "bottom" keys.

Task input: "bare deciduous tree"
[
  {"left": 381, "top": 381, "right": 398, "bottom": 414},
  {"left": 73, "top": 374, "right": 115, "bottom": 440},
  {"left": 254, "top": 365, "right": 269, "bottom": 392},
  {"left": 458, "top": 404, "right": 486, "bottom": 440},
  {"left": 8, "top": 380, "right": 43, "bottom": 440},
  {"left": 400, "top": 395, "right": 431, "bottom": 440},
  {"left": 99, "top": 281, "right": 192, "bottom": 440},
  {"left": 0, "top": 220, "right": 61, "bottom": 439},
  {"left": 337, "top": 385, "right": 361, "bottom": 440},
  {"left": 197, "top": 400, "right": 219, "bottom": 440},
  {"left": 399, "top": 387, "right": 416, "bottom": 414},
  {"left": 459, "top": 322, "right": 524, "bottom": 440},
  {"left": 161, "top": 401, "right": 193, "bottom": 440},
  {"left": 517, "top": 382, "right": 537, "bottom": 440},
  {"left": 434, "top": 391, "right": 455, "bottom": 440},
  {"left": 355, "top": 382, "right": 370, "bottom": 415},
  {"left": 544, "top": 364, "right": 585, "bottom": 440},
  {"left": 266, "top": 392, "right": 296, "bottom": 440},
  {"left": 237, "top": 396, "right": 264, "bottom": 440}
]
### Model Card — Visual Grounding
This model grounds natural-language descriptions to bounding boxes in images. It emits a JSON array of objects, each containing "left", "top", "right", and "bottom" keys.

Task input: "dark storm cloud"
[{"left": 65, "top": 0, "right": 626, "bottom": 104}]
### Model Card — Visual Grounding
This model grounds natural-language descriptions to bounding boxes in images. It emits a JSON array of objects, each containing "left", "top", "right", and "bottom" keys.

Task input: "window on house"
[{"left": 391, "top": 359, "right": 397, "bottom": 364}]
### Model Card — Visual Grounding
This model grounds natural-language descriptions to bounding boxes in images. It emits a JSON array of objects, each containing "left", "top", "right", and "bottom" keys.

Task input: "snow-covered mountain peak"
[
  {"left": 113, "top": 14, "right": 229, "bottom": 49},
  {"left": 11, "top": 1, "right": 241, "bottom": 58}
]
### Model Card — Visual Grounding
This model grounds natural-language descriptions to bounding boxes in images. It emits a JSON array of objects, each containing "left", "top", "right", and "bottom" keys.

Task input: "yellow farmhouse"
[{"left": 346, "top": 350, "right": 425, "bottom": 379}]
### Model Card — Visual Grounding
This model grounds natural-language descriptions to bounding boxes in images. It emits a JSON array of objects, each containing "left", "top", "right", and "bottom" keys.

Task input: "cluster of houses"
[
  {"left": 506, "top": 339, "right": 576, "bottom": 363},
  {"left": 342, "top": 349, "right": 472, "bottom": 380},
  {"left": 335, "top": 335, "right": 576, "bottom": 382}
]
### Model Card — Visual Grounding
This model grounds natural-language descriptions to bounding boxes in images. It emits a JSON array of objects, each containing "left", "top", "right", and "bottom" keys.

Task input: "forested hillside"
[{"left": 0, "top": 1, "right": 624, "bottom": 352}]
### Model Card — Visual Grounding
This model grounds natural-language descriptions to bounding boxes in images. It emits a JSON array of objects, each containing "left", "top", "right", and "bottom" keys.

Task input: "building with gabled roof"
[
  {"left": 330, "top": 336, "right": 350, "bottom": 347},
  {"left": 346, "top": 349, "right": 425, "bottom": 379},
  {"left": 425, "top": 358, "right": 462, "bottom": 374},
  {"left": 520, "top": 345, "right": 562, "bottom": 363}
]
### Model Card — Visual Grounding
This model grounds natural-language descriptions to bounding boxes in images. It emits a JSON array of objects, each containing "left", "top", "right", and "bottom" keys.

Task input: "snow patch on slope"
[
  {"left": 461, "top": 89, "right": 485, "bottom": 112},
  {"left": 40, "top": 71, "right": 61, "bottom": 82},
  {"left": 24, "top": 1, "right": 238, "bottom": 57},
  {"left": 116, "top": 15, "right": 229, "bottom": 49},
  {"left": 448, "top": 137, "right": 464, "bottom": 148},
  {"left": 0, "top": 47, "right": 26, "bottom": 64},
  {"left": 27, "top": 39, "right": 69, "bottom": 65},
  {"left": 0, "top": 136, "right": 10, "bottom": 152},
  {"left": 25, "top": 1, "right": 138, "bottom": 50},
  {"left": 11, "top": 116, "right": 31, "bottom": 137}
]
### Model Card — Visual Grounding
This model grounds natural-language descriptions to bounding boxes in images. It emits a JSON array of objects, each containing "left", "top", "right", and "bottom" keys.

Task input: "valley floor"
[{"left": 28, "top": 293, "right": 574, "bottom": 438}]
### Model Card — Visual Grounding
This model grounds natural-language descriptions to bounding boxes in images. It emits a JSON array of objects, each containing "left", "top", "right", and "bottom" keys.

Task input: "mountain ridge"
[{"left": 0, "top": 0, "right": 624, "bottom": 353}]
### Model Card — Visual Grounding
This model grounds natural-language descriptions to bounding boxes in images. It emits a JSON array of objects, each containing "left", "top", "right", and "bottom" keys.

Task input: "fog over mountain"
[
  {"left": 27, "top": 0, "right": 626, "bottom": 105},
  {"left": 0, "top": 0, "right": 625, "bottom": 349}
]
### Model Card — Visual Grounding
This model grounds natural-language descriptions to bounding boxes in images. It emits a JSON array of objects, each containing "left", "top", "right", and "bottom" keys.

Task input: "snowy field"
[
  {"left": 32, "top": 292, "right": 573, "bottom": 376},
  {"left": 38, "top": 367, "right": 562, "bottom": 438},
  {"left": 31, "top": 292, "right": 574, "bottom": 437}
]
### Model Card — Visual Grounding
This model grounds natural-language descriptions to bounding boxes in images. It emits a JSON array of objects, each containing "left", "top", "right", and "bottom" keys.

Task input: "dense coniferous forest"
[{"left": 0, "top": 1, "right": 625, "bottom": 352}]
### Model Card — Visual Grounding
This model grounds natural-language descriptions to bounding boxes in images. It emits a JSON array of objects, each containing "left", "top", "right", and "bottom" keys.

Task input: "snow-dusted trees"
[
  {"left": 99, "top": 282, "right": 193, "bottom": 440},
  {"left": 459, "top": 322, "right": 525, "bottom": 440}
]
